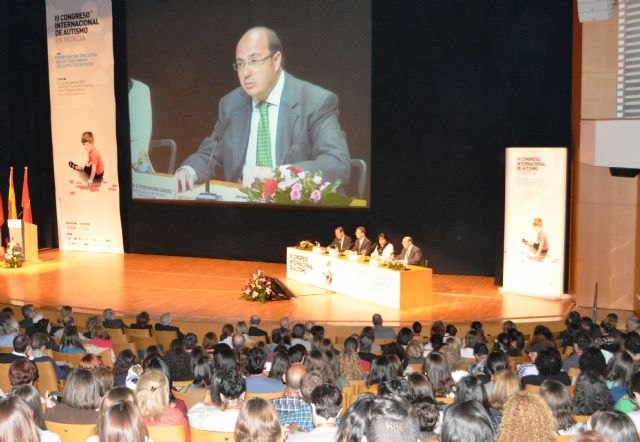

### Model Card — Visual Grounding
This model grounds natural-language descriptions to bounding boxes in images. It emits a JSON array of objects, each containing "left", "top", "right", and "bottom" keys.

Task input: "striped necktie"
[{"left": 256, "top": 102, "right": 272, "bottom": 167}]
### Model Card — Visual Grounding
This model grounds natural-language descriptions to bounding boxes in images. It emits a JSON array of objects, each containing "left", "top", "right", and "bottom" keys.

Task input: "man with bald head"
[
  {"left": 176, "top": 26, "right": 350, "bottom": 192},
  {"left": 271, "top": 364, "right": 314, "bottom": 431}
]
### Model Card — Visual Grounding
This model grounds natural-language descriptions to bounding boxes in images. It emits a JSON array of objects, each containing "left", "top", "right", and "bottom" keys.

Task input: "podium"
[{"left": 7, "top": 219, "right": 38, "bottom": 262}]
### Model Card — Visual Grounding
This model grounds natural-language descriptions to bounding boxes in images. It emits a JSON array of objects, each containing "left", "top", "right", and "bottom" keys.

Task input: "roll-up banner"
[
  {"left": 45, "top": 0, "right": 123, "bottom": 253},
  {"left": 502, "top": 147, "right": 567, "bottom": 298}
]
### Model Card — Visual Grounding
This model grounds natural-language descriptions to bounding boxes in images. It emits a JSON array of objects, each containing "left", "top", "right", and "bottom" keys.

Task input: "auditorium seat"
[
  {"left": 0, "top": 363, "right": 12, "bottom": 393},
  {"left": 35, "top": 361, "right": 63, "bottom": 395},
  {"left": 574, "top": 415, "right": 590, "bottom": 423},
  {"left": 112, "top": 341, "right": 137, "bottom": 360},
  {"left": 45, "top": 421, "right": 95, "bottom": 442},
  {"left": 245, "top": 391, "right": 283, "bottom": 400},
  {"left": 153, "top": 330, "right": 178, "bottom": 353},
  {"left": 124, "top": 328, "right": 151, "bottom": 339},
  {"left": 147, "top": 423, "right": 187, "bottom": 442},
  {"left": 190, "top": 428, "right": 234, "bottom": 442}
]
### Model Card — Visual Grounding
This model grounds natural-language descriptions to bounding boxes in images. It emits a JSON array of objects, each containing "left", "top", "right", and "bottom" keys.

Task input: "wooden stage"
[{"left": 0, "top": 250, "right": 575, "bottom": 327}]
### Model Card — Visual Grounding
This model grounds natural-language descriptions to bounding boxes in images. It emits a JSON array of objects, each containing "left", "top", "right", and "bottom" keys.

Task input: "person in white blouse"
[{"left": 370, "top": 233, "right": 394, "bottom": 261}]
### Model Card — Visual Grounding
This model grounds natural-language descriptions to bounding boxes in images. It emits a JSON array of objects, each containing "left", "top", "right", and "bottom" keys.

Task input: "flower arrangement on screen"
[
  {"left": 241, "top": 270, "right": 275, "bottom": 303},
  {"left": 240, "top": 166, "right": 351, "bottom": 206},
  {"left": 4, "top": 242, "right": 25, "bottom": 268}
]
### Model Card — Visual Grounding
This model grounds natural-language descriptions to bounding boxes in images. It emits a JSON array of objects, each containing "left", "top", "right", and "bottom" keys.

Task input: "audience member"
[
  {"left": 336, "top": 393, "right": 375, "bottom": 442},
  {"left": 0, "top": 334, "right": 32, "bottom": 363},
  {"left": 113, "top": 349, "right": 140, "bottom": 387},
  {"left": 11, "top": 384, "right": 61, "bottom": 442},
  {"left": 440, "top": 399, "right": 495, "bottom": 442},
  {"left": 166, "top": 338, "right": 193, "bottom": 381},
  {"left": 31, "top": 332, "right": 70, "bottom": 380},
  {"left": 289, "top": 383, "right": 342, "bottom": 441},
  {"left": 102, "top": 308, "right": 127, "bottom": 330},
  {"left": 136, "top": 369, "right": 190, "bottom": 441},
  {"left": 291, "top": 323, "right": 311, "bottom": 351},
  {"left": 9, "top": 358, "right": 38, "bottom": 387},
  {"left": 364, "top": 395, "right": 419, "bottom": 442},
  {"left": 188, "top": 368, "right": 246, "bottom": 432},
  {"left": 379, "top": 377, "right": 412, "bottom": 402},
  {"left": 573, "top": 370, "right": 614, "bottom": 415},
  {"left": 0, "top": 316, "right": 19, "bottom": 348},
  {"left": 245, "top": 347, "right": 285, "bottom": 393},
  {"left": 371, "top": 314, "right": 395, "bottom": 339},
  {"left": 339, "top": 338, "right": 366, "bottom": 379},
  {"left": 540, "top": 380, "right": 582, "bottom": 436},
  {"left": 522, "top": 347, "right": 570, "bottom": 386},
  {"left": 516, "top": 338, "right": 552, "bottom": 378},
  {"left": 588, "top": 410, "right": 640, "bottom": 442},
  {"left": 155, "top": 312, "right": 184, "bottom": 338},
  {"left": 424, "top": 351, "right": 455, "bottom": 397},
  {"left": 605, "top": 350, "right": 635, "bottom": 402},
  {"left": 497, "top": 391, "right": 556, "bottom": 442},
  {"left": 579, "top": 347, "right": 608, "bottom": 375},
  {"left": 235, "top": 397, "right": 284, "bottom": 442},
  {"left": 130, "top": 311, "right": 153, "bottom": 331},
  {"left": 488, "top": 369, "right": 521, "bottom": 412},
  {"left": 45, "top": 368, "right": 101, "bottom": 424},
  {"left": 0, "top": 395, "right": 45, "bottom": 442},
  {"left": 247, "top": 315, "right": 269, "bottom": 342}
]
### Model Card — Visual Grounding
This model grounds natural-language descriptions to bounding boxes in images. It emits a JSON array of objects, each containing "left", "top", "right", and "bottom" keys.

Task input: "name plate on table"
[{"left": 132, "top": 172, "right": 177, "bottom": 199}]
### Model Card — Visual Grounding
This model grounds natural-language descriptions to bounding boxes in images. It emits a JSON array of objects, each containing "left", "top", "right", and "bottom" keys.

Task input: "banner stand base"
[{"left": 499, "top": 287, "right": 572, "bottom": 301}]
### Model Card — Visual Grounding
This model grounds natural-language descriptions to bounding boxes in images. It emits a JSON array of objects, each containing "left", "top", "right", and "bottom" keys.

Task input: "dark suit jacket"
[
  {"left": 397, "top": 245, "right": 424, "bottom": 266},
  {"left": 0, "top": 353, "right": 26, "bottom": 363},
  {"left": 181, "top": 72, "right": 350, "bottom": 184},
  {"left": 352, "top": 237, "right": 372, "bottom": 255},
  {"left": 329, "top": 235, "right": 352, "bottom": 252},
  {"left": 155, "top": 323, "right": 184, "bottom": 338},
  {"left": 103, "top": 319, "right": 127, "bottom": 329},
  {"left": 248, "top": 326, "right": 270, "bottom": 343}
]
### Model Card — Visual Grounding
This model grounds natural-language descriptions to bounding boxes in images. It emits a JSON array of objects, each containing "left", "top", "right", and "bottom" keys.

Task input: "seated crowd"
[{"left": 0, "top": 305, "right": 640, "bottom": 441}]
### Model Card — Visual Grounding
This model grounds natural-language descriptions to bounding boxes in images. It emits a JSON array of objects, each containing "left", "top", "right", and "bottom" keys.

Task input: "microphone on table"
[{"left": 196, "top": 118, "right": 230, "bottom": 201}]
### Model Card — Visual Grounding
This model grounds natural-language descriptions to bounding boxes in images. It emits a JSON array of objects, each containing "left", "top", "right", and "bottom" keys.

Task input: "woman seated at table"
[{"left": 370, "top": 233, "right": 394, "bottom": 261}]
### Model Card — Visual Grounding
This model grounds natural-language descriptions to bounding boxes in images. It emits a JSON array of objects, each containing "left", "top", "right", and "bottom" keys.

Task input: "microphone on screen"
[{"left": 196, "top": 118, "right": 231, "bottom": 201}]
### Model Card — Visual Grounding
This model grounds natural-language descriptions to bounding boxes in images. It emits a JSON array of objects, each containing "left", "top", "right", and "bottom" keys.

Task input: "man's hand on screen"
[{"left": 176, "top": 168, "right": 194, "bottom": 192}]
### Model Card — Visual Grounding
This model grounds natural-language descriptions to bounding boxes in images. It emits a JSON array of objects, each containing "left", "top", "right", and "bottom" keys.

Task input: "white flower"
[{"left": 312, "top": 175, "right": 323, "bottom": 185}]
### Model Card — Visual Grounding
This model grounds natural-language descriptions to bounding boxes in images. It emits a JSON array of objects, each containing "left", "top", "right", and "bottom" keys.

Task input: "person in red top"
[
  {"left": 523, "top": 217, "right": 549, "bottom": 260},
  {"left": 68, "top": 131, "right": 104, "bottom": 185}
]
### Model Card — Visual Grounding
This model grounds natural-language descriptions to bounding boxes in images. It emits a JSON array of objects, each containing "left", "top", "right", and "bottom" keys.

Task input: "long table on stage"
[{"left": 286, "top": 247, "right": 432, "bottom": 309}]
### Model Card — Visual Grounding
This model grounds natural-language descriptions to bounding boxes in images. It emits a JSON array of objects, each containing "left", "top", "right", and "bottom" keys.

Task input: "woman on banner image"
[
  {"left": 522, "top": 217, "right": 549, "bottom": 260},
  {"left": 68, "top": 131, "right": 104, "bottom": 186}
]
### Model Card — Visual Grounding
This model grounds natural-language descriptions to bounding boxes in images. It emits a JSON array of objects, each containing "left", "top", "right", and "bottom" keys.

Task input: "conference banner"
[
  {"left": 45, "top": 0, "right": 123, "bottom": 252},
  {"left": 502, "top": 147, "right": 567, "bottom": 298}
]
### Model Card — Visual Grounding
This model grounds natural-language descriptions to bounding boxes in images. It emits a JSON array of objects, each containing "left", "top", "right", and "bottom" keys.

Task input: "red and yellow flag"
[
  {"left": 22, "top": 167, "right": 32, "bottom": 223},
  {"left": 0, "top": 193, "right": 4, "bottom": 227},
  {"left": 8, "top": 167, "right": 17, "bottom": 220}
]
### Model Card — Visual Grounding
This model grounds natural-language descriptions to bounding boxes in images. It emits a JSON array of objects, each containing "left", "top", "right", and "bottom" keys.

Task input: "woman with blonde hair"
[
  {"left": 338, "top": 338, "right": 366, "bottom": 380},
  {"left": 488, "top": 369, "right": 520, "bottom": 411},
  {"left": 497, "top": 391, "right": 556, "bottom": 442},
  {"left": 234, "top": 397, "right": 284, "bottom": 442},
  {"left": 135, "top": 370, "right": 190, "bottom": 441}
]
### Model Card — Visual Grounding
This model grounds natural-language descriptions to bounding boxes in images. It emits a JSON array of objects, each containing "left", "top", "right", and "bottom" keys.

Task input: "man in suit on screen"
[
  {"left": 396, "top": 236, "right": 424, "bottom": 266},
  {"left": 175, "top": 26, "right": 350, "bottom": 191}
]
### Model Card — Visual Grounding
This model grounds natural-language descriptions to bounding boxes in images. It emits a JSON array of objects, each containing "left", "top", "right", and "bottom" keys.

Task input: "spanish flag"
[
  {"left": 0, "top": 193, "right": 4, "bottom": 227},
  {"left": 22, "top": 167, "right": 32, "bottom": 223},
  {"left": 8, "top": 166, "right": 17, "bottom": 220}
]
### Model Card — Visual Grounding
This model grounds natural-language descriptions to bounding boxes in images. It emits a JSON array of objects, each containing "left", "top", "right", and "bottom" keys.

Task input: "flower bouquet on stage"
[
  {"left": 240, "top": 270, "right": 295, "bottom": 303},
  {"left": 3, "top": 242, "right": 25, "bottom": 268}
]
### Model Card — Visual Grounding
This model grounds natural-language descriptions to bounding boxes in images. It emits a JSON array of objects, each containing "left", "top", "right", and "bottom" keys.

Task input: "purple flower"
[
  {"left": 311, "top": 190, "right": 321, "bottom": 203},
  {"left": 290, "top": 189, "right": 301, "bottom": 201},
  {"left": 292, "top": 182, "right": 303, "bottom": 192}
]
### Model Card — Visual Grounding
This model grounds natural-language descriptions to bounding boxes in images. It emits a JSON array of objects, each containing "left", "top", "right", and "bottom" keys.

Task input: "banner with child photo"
[{"left": 45, "top": 0, "right": 123, "bottom": 252}]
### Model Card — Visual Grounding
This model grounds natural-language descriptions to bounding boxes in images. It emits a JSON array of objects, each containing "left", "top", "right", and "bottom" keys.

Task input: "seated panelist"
[
  {"left": 351, "top": 226, "right": 372, "bottom": 255},
  {"left": 328, "top": 226, "right": 352, "bottom": 252}
]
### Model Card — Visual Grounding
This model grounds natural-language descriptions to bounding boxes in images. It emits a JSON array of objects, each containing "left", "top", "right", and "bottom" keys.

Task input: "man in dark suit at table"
[
  {"left": 396, "top": 236, "right": 424, "bottom": 266},
  {"left": 351, "top": 226, "right": 372, "bottom": 255},
  {"left": 328, "top": 226, "right": 352, "bottom": 252},
  {"left": 175, "top": 26, "right": 350, "bottom": 191}
]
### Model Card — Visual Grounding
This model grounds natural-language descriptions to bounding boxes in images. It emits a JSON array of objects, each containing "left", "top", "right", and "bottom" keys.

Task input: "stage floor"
[{"left": 0, "top": 250, "right": 574, "bottom": 326}]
